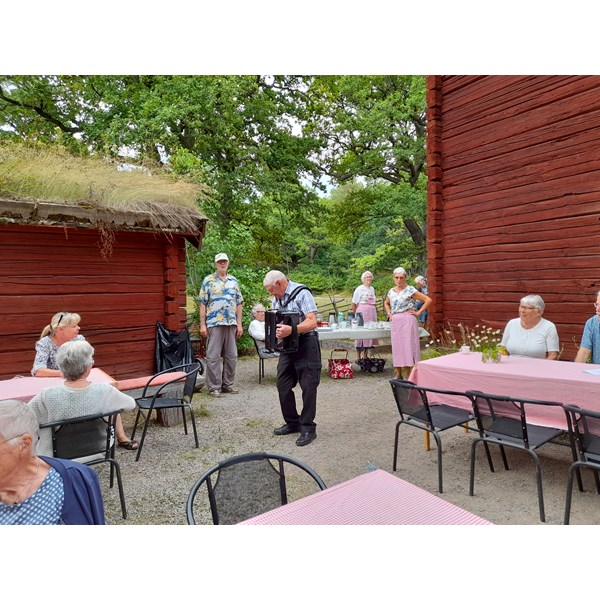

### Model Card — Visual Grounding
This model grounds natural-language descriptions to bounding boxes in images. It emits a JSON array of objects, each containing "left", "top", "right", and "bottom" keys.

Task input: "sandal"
[{"left": 118, "top": 439, "right": 139, "bottom": 450}]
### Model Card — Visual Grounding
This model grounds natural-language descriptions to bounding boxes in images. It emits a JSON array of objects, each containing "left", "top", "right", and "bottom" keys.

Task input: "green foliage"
[{"left": 1, "top": 75, "right": 429, "bottom": 318}]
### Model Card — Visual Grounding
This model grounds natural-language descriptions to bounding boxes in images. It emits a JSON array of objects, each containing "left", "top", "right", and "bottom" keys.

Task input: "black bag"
[
  {"left": 357, "top": 349, "right": 386, "bottom": 373},
  {"left": 155, "top": 321, "right": 194, "bottom": 373}
]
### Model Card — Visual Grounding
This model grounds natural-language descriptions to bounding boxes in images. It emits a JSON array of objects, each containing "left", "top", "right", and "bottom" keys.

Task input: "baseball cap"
[{"left": 214, "top": 253, "right": 229, "bottom": 262}]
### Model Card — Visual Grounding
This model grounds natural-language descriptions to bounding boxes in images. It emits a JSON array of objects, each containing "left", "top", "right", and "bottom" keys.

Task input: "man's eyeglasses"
[
  {"left": 255, "top": 310, "right": 265, "bottom": 313},
  {"left": 594, "top": 303, "right": 600, "bottom": 308},
  {"left": 519, "top": 305, "right": 537, "bottom": 310}
]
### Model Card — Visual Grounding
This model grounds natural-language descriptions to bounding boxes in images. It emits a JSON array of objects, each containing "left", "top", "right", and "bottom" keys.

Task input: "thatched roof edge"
[{"left": 0, "top": 198, "right": 207, "bottom": 248}]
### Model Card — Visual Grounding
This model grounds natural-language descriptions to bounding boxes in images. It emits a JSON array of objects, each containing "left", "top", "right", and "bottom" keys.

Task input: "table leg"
[{"left": 424, "top": 430, "right": 431, "bottom": 451}]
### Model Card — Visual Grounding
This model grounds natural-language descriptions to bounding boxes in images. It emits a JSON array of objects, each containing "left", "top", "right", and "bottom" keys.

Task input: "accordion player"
[{"left": 265, "top": 309, "right": 303, "bottom": 353}]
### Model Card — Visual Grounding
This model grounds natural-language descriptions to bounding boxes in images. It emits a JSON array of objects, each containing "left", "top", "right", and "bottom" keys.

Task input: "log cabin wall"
[
  {"left": 426, "top": 75, "right": 600, "bottom": 360},
  {"left": 0, "top": 224, "right": 188, "bottom": 379}
]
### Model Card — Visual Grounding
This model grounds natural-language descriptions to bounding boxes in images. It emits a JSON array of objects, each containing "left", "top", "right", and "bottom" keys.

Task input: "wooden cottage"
[
  {"left": 426, "top": 75, "right": 600, "bottom": 360},
  {"left": 0, "top": 146, "right": 207, "bottom": 379}
]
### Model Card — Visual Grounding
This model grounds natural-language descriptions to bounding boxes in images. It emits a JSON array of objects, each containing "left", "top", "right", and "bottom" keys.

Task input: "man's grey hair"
[
  {"left": 520, "top": 294, "right": 545, "bottom": 311},
  {"left": 0, "top": 400, "right": 39, "bottom": 453},
  {"left": 263, "top": 270, "right": 287, "bottom": 287},
  {"left": 57, "top": 340, "right": 95, "bottom": 381},
  {"left": 414, "top": 275, "right": 426, "bottom": 285}
]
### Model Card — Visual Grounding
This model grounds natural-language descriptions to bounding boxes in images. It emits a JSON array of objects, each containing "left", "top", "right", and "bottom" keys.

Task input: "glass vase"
[{"left": 481, "top": 348, "right": 501, "bottom": 363}]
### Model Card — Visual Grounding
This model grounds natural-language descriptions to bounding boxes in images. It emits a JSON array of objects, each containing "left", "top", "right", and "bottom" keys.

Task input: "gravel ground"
[{"left": 99, "top": 341, "right": 600, "bottom": 526}]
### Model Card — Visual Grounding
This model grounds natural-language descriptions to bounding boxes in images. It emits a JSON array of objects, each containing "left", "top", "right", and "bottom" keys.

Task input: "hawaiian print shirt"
[{"left": 198, "top": 273, "right": 243, "bottom": 328}]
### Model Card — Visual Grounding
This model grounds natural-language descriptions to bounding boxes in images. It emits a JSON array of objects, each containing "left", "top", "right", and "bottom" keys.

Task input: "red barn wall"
[
  {"left": 426, "top": 75, "right": 600, "bottom": 360},
  {"left": 0, "top": 225, "right": 188, "bottom": 379}
]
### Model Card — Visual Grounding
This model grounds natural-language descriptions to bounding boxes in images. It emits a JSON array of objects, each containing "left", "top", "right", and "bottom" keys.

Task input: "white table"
[
  {"left": 317, "top": 325, "right": 429, "bottom": 341},
  {"left": 239, "top": 469, "right": 492, "bottom": 525}
]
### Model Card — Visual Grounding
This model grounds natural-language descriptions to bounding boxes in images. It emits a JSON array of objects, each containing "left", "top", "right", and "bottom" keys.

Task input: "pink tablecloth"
[
  {"left": 0, "top": 368, "right": 117, "bottom": 402},
  {"left": 239, "top": 470, "right": 491, "bottom": 525},
  {"left": 409, "top": 352, "right": 600, "bottom": 429}
]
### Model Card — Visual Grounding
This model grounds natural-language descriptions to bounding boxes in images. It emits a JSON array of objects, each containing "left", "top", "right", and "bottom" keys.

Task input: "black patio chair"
[
  {"left": 252, "top": 338, "right": 278, "bottom": 384},
  {"left": 389, "top": 379, "right": 477, "bottom": 493},
  {"left": 41, "top": 409, "right": 127, "bottom": 519},
  {"left": 563, "top": 404, "right": 600, "bottom": 524},
  {"left": 186, "top": 452, "right": 327, "bottom": 524},
  {"left": 130, "top": 362, "right": 201, "bottom": 462},
  {"left": 466, "top": 390, "right": 565, "bottom": 522}
]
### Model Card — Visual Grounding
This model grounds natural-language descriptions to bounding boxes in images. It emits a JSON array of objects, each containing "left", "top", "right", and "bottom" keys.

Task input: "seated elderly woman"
[
  {"left": 0, "top": 400, "right": 106, "bottom": 524},
  {"left": 500, "top": 294, "right": 560, "bottom": 360},
  {"left": 31, "top": 312, "right": 138, "bottom": 450},
  {"left": 248, "top": 302, "right": 280, "bottom": 358},
  {"left": 31, "top": 311, "right": 85, "bottom": 377},
  {"left": 28, "top": 340, "right": 137, "bottom": 457}
]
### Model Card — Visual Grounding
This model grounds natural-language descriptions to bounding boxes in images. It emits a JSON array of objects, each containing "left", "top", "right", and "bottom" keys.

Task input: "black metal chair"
[
  {"left": 131, "top": 362, "right": 201, "bottom": 461},
  {"left": 466, "top": 390, "right": 565, "bottom": 522},
  {"left": 389, "top": 379, "right": 475, "bottom": 493},
  {"left": 41, "top": 409, "right": 127, "bottom": 519},
  {"left": 252, "top": 338, "right": 278, "bottom": 383},
  {"left": 186, "top": 452, "right": 327, "bottom": 524},
  {"left": 563, "top": 404, "right": 600, "bottom": 524}
]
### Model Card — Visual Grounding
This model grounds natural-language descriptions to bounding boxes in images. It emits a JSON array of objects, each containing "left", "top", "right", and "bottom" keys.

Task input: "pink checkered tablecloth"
[{"left": 239, "top": 470, "right": 492, "bottom": 525}]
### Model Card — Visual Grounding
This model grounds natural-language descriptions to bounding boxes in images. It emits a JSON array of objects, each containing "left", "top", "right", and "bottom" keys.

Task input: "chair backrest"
[
  {"left": 181, "top": 363, "right": 200, "bottom": 400},
  {"left": 41, "top": 410, "right": 123, "bottom": 461},
  {"left": 252, "top": 337, "right": 263, "bottom": 358},
  {"left": 186, "top": 452, "right": 327, "bottom": 525},
  {"left": 466, "top": 390, "right": 559, "bottom": 448},
  {"left": 563, "top": 404, "right": 600, "bottom": 462},
  {"left": 389, "top": 379, "right": 432, "bottom": 422}
]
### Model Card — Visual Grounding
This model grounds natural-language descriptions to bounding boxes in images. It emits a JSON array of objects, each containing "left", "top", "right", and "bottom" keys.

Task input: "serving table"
[
  {"left": 409, "top": 352, "right": 600, "bottom": 429},
  {"left": 0, "top": 368, "right": 117, "bottom": 403},
  {"left": 239, "top": 469, "right": 492, "bottom": 525},
  {"left": 317, "top": 324, "right": 428, "bottom": 341}
]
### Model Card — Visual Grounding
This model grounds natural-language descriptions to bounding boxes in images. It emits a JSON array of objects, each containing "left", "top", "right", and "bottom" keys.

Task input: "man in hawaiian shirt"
[{"left": 198, "top": 253, "right": 244, "bottom": 397}]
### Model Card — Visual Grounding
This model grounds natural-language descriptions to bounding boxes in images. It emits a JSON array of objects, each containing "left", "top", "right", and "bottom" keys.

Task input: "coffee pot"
[{"left": 356, "top": 312, "right": 364, "bottom": 327}]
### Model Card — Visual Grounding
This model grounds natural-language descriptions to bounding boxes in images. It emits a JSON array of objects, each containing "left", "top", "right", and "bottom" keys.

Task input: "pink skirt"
[
  {"left": 355, "top": 303, "right": 379, "bottom": 349},
  {"left": 390, "top": 312, "right": 420, "bottom": 367}
]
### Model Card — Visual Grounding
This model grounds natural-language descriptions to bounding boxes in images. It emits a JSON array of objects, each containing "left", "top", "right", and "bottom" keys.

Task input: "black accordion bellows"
[{"left": 265, "top": 310, "right": 302, "bottom": 353}]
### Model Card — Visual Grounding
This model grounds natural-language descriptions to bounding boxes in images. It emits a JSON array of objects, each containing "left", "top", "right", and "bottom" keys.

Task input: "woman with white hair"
[
  {"left": 248, "top": 302, "right": 279, "bottom": 358},
  {"left": 351, "top": 271, "right": 379, "bottom": 361},
  {"left": 31, "top": 312, "right": 139, "bottom": 450},
  {"left": 500, "top": 294, "right": 559, "bottom": 359},
  {"left": 0, "top": 400, "right": 106, "bottom": 524},
  {"left": 28, "top": 340, "right": 136, "bottom": 456},
  {"left": 384, "top": 267, "right": 432, "bottom": 379}
]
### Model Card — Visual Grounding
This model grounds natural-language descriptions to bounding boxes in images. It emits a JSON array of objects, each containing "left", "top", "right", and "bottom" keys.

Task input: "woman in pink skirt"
[
  {"left": 384, "top": 267, "right": 432, "bottom": 379},
  {"left": 351, "top": 271, "right": 378, "bottom": 361}
]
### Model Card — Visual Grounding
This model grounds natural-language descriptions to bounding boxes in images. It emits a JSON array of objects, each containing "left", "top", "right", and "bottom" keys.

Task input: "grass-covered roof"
[{"left": 0, "top": 143, "right": 208, "bottom": 238}]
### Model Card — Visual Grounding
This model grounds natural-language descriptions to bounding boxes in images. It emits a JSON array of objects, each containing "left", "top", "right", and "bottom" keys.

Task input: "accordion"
[{"left": 265, "top": 309, "right": 302, "bottom": 353}]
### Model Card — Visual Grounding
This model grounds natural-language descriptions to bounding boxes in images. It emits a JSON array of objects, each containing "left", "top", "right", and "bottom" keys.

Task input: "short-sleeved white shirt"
[{"left": 501, "top": 317, "right": 560, "bottom": 359}]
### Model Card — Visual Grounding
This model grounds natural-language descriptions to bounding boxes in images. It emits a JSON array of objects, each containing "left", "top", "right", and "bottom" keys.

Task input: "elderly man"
[
  {"left": 263, "top": 270, "right": 321, "bottom": 446},
  {"left": 575, "top": 291, "right": 600, "bottom": 364},
  {"left": 199, "top": 253, "right": 244, "bottom": 397}
]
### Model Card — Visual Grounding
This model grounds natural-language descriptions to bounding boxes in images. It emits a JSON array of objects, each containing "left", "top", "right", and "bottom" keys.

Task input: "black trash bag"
[{"left": 155, "top": 321, "right": 194, "bottom": 373}]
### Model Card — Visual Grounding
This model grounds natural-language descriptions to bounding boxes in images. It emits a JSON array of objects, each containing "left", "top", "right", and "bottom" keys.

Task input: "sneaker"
[
  {"left": 221, "top": 387, "right": 239, "bottom": 394},
  {"left": 209, "top": 389, "right": 221, "bottom": 397}
]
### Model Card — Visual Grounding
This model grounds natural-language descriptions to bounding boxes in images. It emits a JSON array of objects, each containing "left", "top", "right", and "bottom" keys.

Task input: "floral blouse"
[
  {"left": 31, "top": 334, "right": 86, "bottom": 376},
  {"left": 387, "top": 286, "right": 418, "bottom": 313}
]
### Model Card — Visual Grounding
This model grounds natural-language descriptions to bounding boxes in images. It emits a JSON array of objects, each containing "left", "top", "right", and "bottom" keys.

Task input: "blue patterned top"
[
  {"left": 31, "top": 334, "right": 86, "bottom": 376},
  {"left": 580, "top": 315, "right": 600, "bottom": 364},
  {"left": 198, "top": 273, "right": 243, "bottom": 328},
  {"left": 0, "top": 467, "right": 64, "bottom": 524}
]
